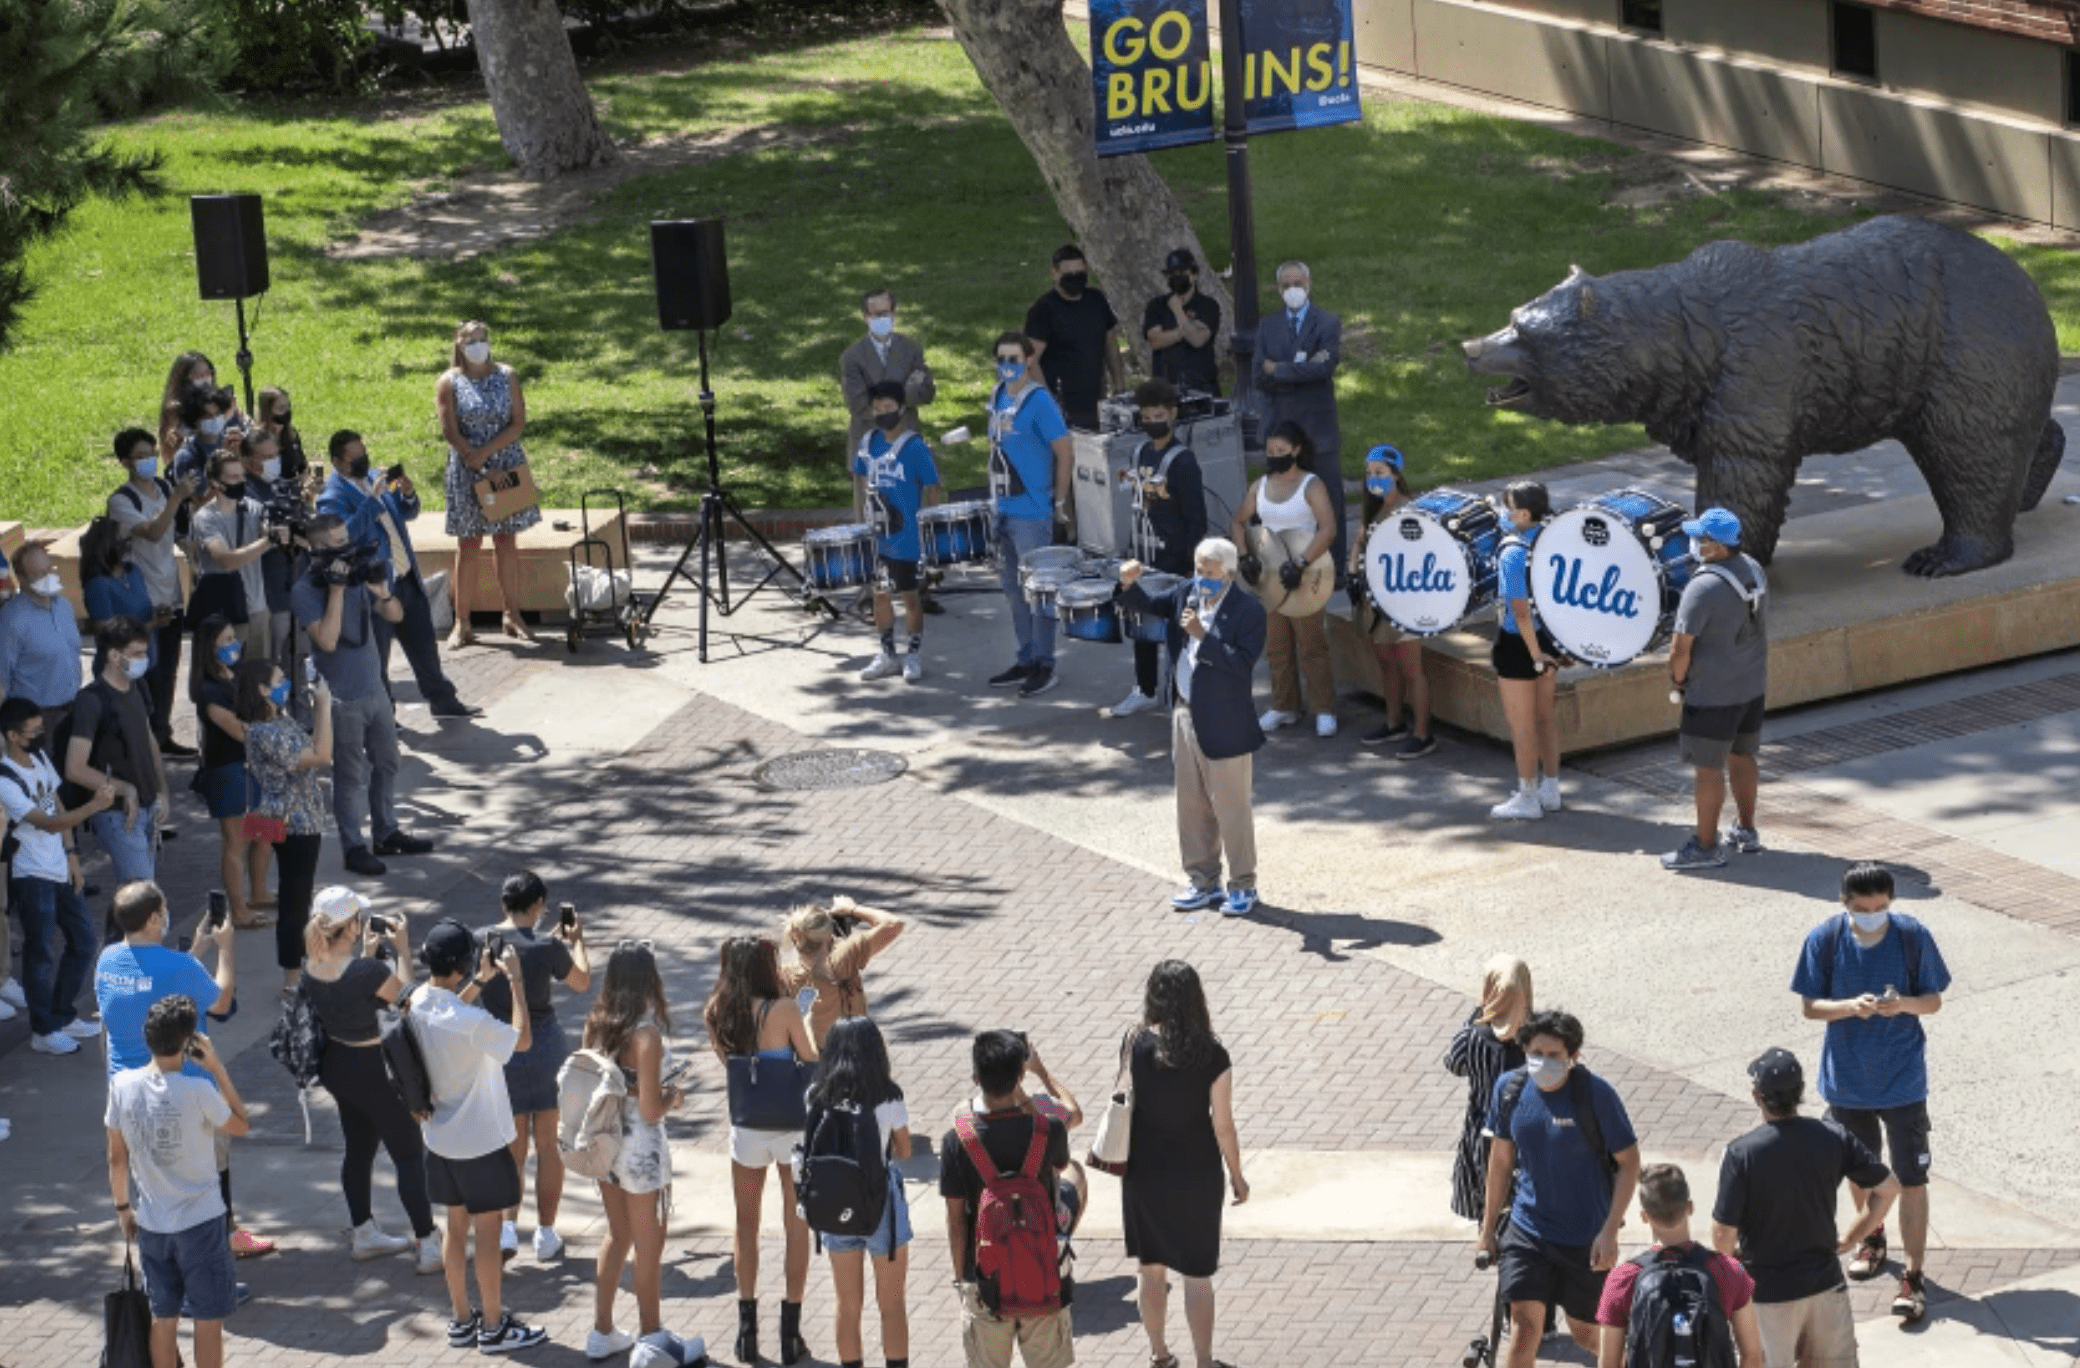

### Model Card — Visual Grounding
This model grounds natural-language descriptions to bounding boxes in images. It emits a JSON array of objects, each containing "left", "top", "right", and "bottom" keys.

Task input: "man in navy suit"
[
  {"left": 1118, "top": 537, "right": 1266, "bottom": 917},
  {"left": 316, "top": 431, "right": 476, "bottom": 719},
  {"left": 1255, "top": 260, "right": 1348, "bottom": 580}
]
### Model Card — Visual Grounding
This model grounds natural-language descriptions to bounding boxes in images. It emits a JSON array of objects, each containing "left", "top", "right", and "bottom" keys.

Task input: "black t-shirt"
[
  {"left": 1024, "top": 288, "right": 1118, "bottom": 420},
  {"left": 194, "top": 676, "right": 244, "bottom": 771},
  {"left": 939, "top": 1109, "right": 1073, "bottom": 1300},
  {"left": 1713, "top": 1116, "right": 1891, "bottom": 1303},
  {"left": 474, "top": 924, "right": 576, "bottom": 1025},
  {"left": 303, "top": 956, "right": 392, "bottom": 1043},
  {"left": 1141, "top": 290, "right": 1222, "bottom": 393},
  {"left": 68, "top": 679, "right": 158, "bottom": 808}
]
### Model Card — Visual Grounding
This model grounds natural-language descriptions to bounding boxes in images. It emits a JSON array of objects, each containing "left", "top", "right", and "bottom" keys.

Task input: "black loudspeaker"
[
  {"left": 190, "top": 195, "right": 270, "bottom": 300},
  {"left": 650, "top": 219, "right": 732, "bottom": 331}
]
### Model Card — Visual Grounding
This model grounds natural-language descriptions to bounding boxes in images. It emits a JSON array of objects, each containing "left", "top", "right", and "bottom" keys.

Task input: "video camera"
[
  {"left": 308, "top": 540, "right": 387, "bottom": 588},
  {"left": 261, "top": 481, "right": 310, "bottom": 541}
]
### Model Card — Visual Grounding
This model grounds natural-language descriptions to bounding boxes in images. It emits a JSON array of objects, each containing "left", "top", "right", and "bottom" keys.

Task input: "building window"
[
  {"left": 1831, "top": 2, "right": 1878, "bottom": 81},
  {"left": 2067, "top": 50, "right": 2080, "bottom": 126},
  {"left": 1620, "top": 0, "right": 1663, "bottom": 33}
]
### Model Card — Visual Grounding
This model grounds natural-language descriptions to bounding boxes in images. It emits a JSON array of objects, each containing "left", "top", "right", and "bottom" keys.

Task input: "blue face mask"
[
  {"left": 1194, "top": 575, "right": 1225, "bottom": 598},
  {"left": 133, "top": 458, "right": 159, "bottom": 480},
  {"left": 268, "top": 680, "right": 291, "bottom": 708},
  {"left": 996, "top": 359, "right": 1025, "bottom": 384},
  {"left": 1365, "top": 476, "right": 1397, "bottom": 497},
  {"left": 215, "top": 642, "right": 242, "bottom": 666},
  {"left": 867, "top": 314, "right": 895, "bottom": 338}
]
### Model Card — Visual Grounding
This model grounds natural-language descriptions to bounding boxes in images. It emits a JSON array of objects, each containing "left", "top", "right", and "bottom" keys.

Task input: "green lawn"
[{"left": 3, "top": 20, "right": 2074, "bottom": 526}]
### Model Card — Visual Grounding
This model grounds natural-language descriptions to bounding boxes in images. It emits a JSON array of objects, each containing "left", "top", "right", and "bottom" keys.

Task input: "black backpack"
[
  {"left": 1493, "top": 1063, "right": 1618, "bottom": 1187},
  {"left": 1623, "top": 1245, "right": 1737, "bottom": 1368},
  {"left": 380, "top": 987, "right": 436, "bottom": 1118},
  {"left": 0, "top": 765, "right": 30, "bottom": 866},
  {"left": 793, "top": 1099, "right": 891, "bottom": 1254}
]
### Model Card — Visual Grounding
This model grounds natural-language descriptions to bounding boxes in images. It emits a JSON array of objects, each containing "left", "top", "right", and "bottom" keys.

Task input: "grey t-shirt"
[
  {"left": 190, "top": 499, "right": 268, "bottom": 613},
  {"left": 105, "top": 1065, "right": 232, "bottom": 1234},
  {"left": 1674, "top": 557, "right": 1768, "bottom": 707},
  {"left": 107, "top": 479, "right": 182, "bottom": 608},
  {"left": 289, "top": 579, "right": 381, "bottom": 700}
]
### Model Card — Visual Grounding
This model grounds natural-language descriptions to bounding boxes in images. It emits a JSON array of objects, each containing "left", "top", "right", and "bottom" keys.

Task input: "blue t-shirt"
[
  {"left": 83, "top": 567, "right": 158, "bottom": 667},
  {"left": 1790, "top": 914, "right": 1950, "bottom": 1109},
  {"left": 95, "top": 944, "right": 220, "bottom": 1078},
  {"left": 854, "top": 430, "right": 941, "bottom": 564},
  {"left": 1497, "top": 528, "right": 1538, "bottom": 610},
  {"left": 988, "top": 382, "right": 1068, "bottom": 522},
  {"left": 1487, "top": 1065, "right": 1638, "bottom": 1246}
]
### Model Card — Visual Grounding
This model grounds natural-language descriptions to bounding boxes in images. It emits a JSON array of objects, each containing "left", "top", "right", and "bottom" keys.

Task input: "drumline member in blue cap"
[
  {"left": 1348, "top": 444, "right": 1435, "bottom": 759},
  {"left": 1490, "top": 482, "right": 1564, "bottom": 822},
  {"left": 1662, "top": 507, "right": 1769, "bottom": 871},
  {"left": 852, "top": 380, "right": 943, "bottom": 686}
]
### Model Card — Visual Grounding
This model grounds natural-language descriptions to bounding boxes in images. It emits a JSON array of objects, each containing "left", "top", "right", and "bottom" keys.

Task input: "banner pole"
[{"left": 1217, "top": 0, "right": 1259, "bottom": 429}]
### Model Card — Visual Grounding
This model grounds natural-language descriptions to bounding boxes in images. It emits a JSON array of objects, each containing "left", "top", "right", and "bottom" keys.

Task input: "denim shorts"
[
  {"left": 140, "top": 1217, "right": 238, "bottom": 1321},
  {"left": 192, "top": 763, "right": 250, "bottom": 821},
  {"left": 821, "top": 1170, "right": 913, "bottom": 1257},
  {"left": 502, "top": 1016, "right": 568, "bottom": 1115}
]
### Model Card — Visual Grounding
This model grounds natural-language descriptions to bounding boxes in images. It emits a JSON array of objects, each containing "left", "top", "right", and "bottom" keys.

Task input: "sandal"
[
  {"left": 1151, "top": 1357, "right": 1179, "bottom": 1368},
  {"left": 448, "top": 621, "right": 476, "bottom": 648},
  {"left": 247, "top": 896, "right": 277, "bottom": 911},
  {"left": 502, "top": 612, "right": 535, "bottom": 643},
  {"left": 233, "top": 912, "right": 276, "bottom": 930}
]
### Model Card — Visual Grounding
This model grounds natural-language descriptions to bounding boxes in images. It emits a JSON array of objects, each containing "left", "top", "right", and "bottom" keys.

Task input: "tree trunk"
[
  {"left": 937, "top": 0, "right": 1232, "bottom": 377},
  {"left": 463, "top": 0, "right": 616, "bottom": 180}
]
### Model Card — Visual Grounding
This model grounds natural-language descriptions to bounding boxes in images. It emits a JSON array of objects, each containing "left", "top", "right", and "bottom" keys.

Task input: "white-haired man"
[
  {"left": 1255, "top": 260, "right": 1347, "bottom": 578},
  {"left": 1118, "top": 538, "right": 1267, "bottom": 916}
]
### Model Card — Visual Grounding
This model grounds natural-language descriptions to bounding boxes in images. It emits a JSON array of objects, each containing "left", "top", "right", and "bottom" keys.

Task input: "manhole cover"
[{"left": 755, "top": 749, "right": 908, "bottom": 791}]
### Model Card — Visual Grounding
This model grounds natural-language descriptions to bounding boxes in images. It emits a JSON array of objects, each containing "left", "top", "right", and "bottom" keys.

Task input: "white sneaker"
[
  {"left": 349, "top": 1220, "right": 411, "bottom": 1261},
  {"left": 1110, "top": 687, "right": 1160, "bottom": 717},
  {"left": 31, "top": 1031, "right": 80, "bottom": 1055},
  {"left": 859, "top": 650, "right": 901, "bottom": 681},
  {"left": 0, "top": 998, "right": 14, "bottom": 1022},
  {"left": 415, "top": 1232, "right": 444, "bottom": 1276},
  {"left": 533, "top": 1225, "right": 564, "bottom": 1261},
  {"left": 1259, "top": 708, "right": 1300, "bottom": 731},
  {"left": 586, "top": 1328, "right": 636, "bottom": 1360},
  {"left": 1490, "top": 788, "right": 1544, "bottom": 822},
  {"left": 0, "top": 1117, "right": 12, "bottom": 1142},
  {"left": 499, "top": 1218, "right": 520, "bottom": 1262},
  {"left": 0, "top": 977, "right": 25, "bottom": 1008},
  {"left": 62, "top": 1017, "right": 102, "bottom": 1040},
  {"left": 1315, "top": 713, "right": 1338, "bottom": 738},
  {"left": 902, "top": 653, "right": 923, "bottom": 684},
  {"left": 1538, "top": 776, "right": 1562, "bottom": 812}
]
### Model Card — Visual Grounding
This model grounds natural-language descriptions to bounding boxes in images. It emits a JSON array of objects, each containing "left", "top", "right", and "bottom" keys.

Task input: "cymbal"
[{"left": 1243, "top": 525, "right": 1335, "bottom": 618}]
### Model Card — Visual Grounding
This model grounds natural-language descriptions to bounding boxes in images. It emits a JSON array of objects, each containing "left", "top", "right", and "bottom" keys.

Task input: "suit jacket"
[
  {"left": 317, "top": 470, "right": 420, "bottom": 581},
  {"left": 1255, "top": 304, "right": 1344, "bottom": 456},
  {"left": 840, "top": 332, "right": 936, "bottom": 458},
  {"left": 1121, "top": 577, "right": 1266, "bottom": 761}
]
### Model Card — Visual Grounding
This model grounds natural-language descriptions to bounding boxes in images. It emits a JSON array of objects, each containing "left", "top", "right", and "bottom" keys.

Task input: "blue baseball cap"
[
  {"left": 1365, "top": 443, "right": 1405, "bottom": 472},
  {"left": 1682, "top": 507, "right": 1742, "bottom": 547}
]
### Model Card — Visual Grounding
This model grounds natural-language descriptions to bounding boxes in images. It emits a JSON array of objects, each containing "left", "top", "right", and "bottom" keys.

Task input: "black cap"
[
  {"left": 422, "top": 918, "right": 476, "bottom": 977},
  {"left": 1163, "top": 248, "right": 1196, "bottom": 272},
  {"left": 1748, "top": 1047, "right": 1803, "bottom": 1098}
]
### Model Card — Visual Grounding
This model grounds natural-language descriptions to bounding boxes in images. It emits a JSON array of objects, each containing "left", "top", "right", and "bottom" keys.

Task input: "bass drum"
[
  {"left": 1243, "top": 524, "right": 1334, "bottom": 618},
  {"left": 1361, "top": 489, "right": 1500, "bottom": 636},
  {"left": 1530, "top": 489, "right": 1695, "bottom": 668}
]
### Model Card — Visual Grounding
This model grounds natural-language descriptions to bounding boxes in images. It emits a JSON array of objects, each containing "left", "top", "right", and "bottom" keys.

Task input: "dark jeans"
[
  {"left": 11, "top": 874, "right": 93, "bottom": 1034},
  {"left": 1134, "top": 640, "right": 1172, "bottom": 698},
  {"left": 373, "top": 571, "right": 458, "bottom": 708},
  {"left": 272, "top": 833, "right": 323, "bottom": 972},
  {"left": 321, "top": 1041, "right": 436, "bottom": 1237},
  {"left": 146, "top": 615, "right": 184, "bottom": 744}
]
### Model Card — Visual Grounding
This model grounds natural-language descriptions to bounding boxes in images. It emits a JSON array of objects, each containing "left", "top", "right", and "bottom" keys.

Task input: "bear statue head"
[{"left": 1462, "top": 265, "right": 1650, "bottom": 427}]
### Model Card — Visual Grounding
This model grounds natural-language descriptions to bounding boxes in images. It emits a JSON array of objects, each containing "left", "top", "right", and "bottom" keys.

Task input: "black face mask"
[
  {"left": 275, "top": 409, "right": 291, "bottom": 427},
  {"left": 17, "top": 731, "right": 45, "bottom": 754},
  {"left": 874, "top": 410, "right": 903, "bottom": 431},
  {"left": 1265, "top": 453, "right": 1297, "bottom": 474},
  {"left": 1168, "top": 273, "right": 1193, "bottom": 296},
  {"left": 346, "top": 455, "right": 371, "bottom": 480},
  {"left": 219, "top": 481, "right": 247, "bottom": 501},
  {"left": 1141, "top": 420, "right": 1172, "bottom": 441},
  {"left": 1058, "top": 271, "right": 1088, "bottom": 297}
]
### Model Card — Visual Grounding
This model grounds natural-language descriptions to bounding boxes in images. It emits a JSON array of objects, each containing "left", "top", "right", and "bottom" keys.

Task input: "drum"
[
  {"left": 1122, "top": 572, "right": 1182, "bottom": 642},
  {"left": 1362, "top": 489, "right": 1501, "bottom": 636},
  {"left": 1057, "top": 578, "right": 1123, "bottom": 644},
  {"left": 1017, "top": 546, "right": 1085, "bottom": 590},
  {"left": 1530, "top": 489, "right": 1696, "bottom": 667},
  {"left": 803, "top": 523, "right": 874, "bottom": 592},
  {"left": 1024, "top": 566, "right": 1082, "bottom": 619},
  {"left": 918, "top": 500, "right": 993, "bottom": 567},
  {"left": 1243, "top": 524, "right": 1335, "bottom": 618}
]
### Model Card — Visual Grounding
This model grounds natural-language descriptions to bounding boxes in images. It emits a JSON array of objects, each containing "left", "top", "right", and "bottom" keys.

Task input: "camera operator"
[
  {"left": 291, "top": 515, "right": 433, "bottom": 879},
  {"left": 318, "top": 431, "right": 476, "bottom": 720},
  {"left": 244, "top": 425, "right": 306, "bottom": 673},
  {"left": 189, "top": 447, "right": 276, "bottom": 663}
]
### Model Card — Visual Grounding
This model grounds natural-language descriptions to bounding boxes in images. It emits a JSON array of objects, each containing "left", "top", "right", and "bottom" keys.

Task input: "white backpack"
[{"left": 555, "top": 1048, "right": 628, "bottom": 1181}]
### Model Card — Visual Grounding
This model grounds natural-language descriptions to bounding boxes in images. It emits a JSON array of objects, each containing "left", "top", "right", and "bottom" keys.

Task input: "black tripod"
[{"left": 637, "top": 330, "right": 807, "bottom": 663}]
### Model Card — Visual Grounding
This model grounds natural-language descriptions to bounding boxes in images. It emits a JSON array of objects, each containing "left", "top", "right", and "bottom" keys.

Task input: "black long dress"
[
  {"left": 1445, "top": 1011, "right": 1525, "bottom": 1221},
  {"left": 1121, "top": 1028, "right": 1233, "bottom": 1277}
]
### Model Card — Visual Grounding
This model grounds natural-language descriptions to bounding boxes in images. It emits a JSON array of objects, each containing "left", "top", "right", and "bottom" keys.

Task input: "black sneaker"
[
  {"left": 343, "top": 846, "right": 388, "bottom": 878},
  {"left": 447, "top": 1310, "right": 482, "bottom": 1347},
  {"left": 1392, "top": 733, "right": 1437, "bottom": 760},
  {"left": 1017, "top": 665, "right": 1059, "bottom": 698},
  {"left": 478, "top": 1312, "right": 549, "bottom": 1354},
  {"left": 1360, "top": 719, "right": 1409, "bottom": 747},
  {"left": 429, "top": 700, "right": 482, "bottom": 718},
  {"left": 988, "top": 663, "right": 1033, "bottom": 688},
  {"left": 158, "top": 738, "right": 198, "bottom": 760},
  {"left": 375, "top": 830, "right": 433, "bottom": 856},
  {"left": 921, "top": 594, "right": 946, "bottom": 616}
]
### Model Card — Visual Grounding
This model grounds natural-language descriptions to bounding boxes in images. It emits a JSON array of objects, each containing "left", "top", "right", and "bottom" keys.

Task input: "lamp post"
[{"left": 1218, "top": 0, "right": 1259, "bottom": 427}]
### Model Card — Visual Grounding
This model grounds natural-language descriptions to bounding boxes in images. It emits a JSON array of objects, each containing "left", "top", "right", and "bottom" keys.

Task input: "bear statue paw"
[{"left": 1902, "top": 533, "right": 2011, "bottom": 578}]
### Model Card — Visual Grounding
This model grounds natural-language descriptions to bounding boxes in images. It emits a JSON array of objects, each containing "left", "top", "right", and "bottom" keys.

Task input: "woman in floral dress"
[{"left": 436, "top": 319, "right": 540, "bottom": 644}]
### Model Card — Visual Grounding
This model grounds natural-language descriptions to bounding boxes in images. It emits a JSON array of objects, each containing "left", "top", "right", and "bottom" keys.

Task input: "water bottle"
[{"left": 1673, "top": 1309, "right": 1698, "bottom": 1367}]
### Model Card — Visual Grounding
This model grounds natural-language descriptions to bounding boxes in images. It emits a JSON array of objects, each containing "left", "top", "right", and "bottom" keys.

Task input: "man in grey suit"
[
  {"left": 841, "top": 288, "right": 937, "bottom": 508},
  {"left": 1254, "top": 260, "right": 1348, "bottom": 581}
]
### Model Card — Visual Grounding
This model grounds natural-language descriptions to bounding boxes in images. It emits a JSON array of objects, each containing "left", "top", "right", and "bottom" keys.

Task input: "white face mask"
[
  {"left": 867, "top": 314, "right": 895, "bottom": 338},
  {"left": 260, "top": 457, "right": 282, "bottom": 482},
  {"left": 1847, "top": 908, "right": 1890, "bottom": 935},
  {"left": 124, "top": 655, "right": 151, "bottom": 680},
  {"left": 1280, "top": 285, "right": 1309, "bottom": 312},
  {"left": 1525, "top": 1055, "right": 1569, "bottom": 1090},
  {"left": 462, "top": 341, "right": 491, "bottom": 365},
  {"left": 30, "top": 573, "right": 62, "bottom": 598}
]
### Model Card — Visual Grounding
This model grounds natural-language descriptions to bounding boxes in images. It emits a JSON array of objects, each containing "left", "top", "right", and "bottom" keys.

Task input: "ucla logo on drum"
[
  {"left": 1375, "top": 550, "right": 1456, "bottom": 595},
  {"left": 1545, "top": 554, "right": 1641, "bottom": 619}
]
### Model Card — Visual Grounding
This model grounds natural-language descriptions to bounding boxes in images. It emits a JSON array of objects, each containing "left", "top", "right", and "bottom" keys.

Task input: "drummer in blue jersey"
[
  {"left": 1490, "top": 481, "right": 1565, "bottom": 822},
  {"left": 853, "top": 380, "right": 944, "bottom": 684},
  {"left": 1349, "top": 444, "right": 1435, "bottom": 759},
  {"left": 985, "top": 330, "right": 1076, "bottom": 699},
  {"left": 1109, "top": 378, "right": 1205, "bottom": 719}
]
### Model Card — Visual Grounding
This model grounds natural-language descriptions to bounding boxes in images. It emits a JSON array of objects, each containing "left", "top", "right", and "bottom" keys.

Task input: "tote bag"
[
  {"left": 1085, "top": 1028, "right": 1137, "bottom": 1177},
  {"left": 724, "top": 1001, "right": 817, "bottom": 1131}
]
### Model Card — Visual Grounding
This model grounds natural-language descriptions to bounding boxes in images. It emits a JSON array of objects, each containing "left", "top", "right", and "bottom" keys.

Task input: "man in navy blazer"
[
  {"left": 1255, "top": 260, "right": 1349, "bottom": 579},
  {"left": 1119, "top": 537, "right": 1266, "bottom": 917},
  {"left": 316, "top": 430, "right": 474, "bottom": 718}
]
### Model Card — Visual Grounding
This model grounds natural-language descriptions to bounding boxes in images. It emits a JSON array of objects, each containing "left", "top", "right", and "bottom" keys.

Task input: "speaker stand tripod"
[
  {"left": 636, "top": 330, "right": 808, "bottom": 663},
  {"left": 231, "top": 296, "right": 258, "bottom": 417}
]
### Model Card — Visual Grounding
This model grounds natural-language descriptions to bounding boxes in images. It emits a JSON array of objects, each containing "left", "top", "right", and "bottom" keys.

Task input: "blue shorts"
[
  {"left": 193, "top": 763, "right": 250, "bottom": 821},
  {"left": 502, "top": 1015, "right": 568, "bottom": 1115},
  {"left": 822, "top": 1171, "right": 913, "bottom": 1257},
  {"left": 140, "top": 1217, "right": 238, "bottom": 1321}
]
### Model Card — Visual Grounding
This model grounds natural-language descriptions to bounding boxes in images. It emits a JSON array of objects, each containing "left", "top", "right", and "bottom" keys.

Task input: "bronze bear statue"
[{"left": 1464, "top": 215, "right": 2065, "bottom": 576}]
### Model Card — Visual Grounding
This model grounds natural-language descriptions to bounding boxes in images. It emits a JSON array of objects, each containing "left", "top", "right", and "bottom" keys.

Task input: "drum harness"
[
  {"left": 1129, "top": 440, "right": 1190, "bottom": 565},
  {"left": 1696, "top": 554, "right": 1769, "bottom": 628}
]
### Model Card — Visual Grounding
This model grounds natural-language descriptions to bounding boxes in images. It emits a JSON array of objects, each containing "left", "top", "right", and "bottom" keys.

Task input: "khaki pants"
[
  {"left": 960, "top": 1284, "right": 1073, "bottom": 1368},
  {"left": 1173, "top": 706, "right": 1255, "bottom": 892},
  {"left": 1266, "top": 609, "right": 1335, "bottom": 715},
  {"left": 1756, "top": 1286, "right": 1860, "bottom": 1368}
]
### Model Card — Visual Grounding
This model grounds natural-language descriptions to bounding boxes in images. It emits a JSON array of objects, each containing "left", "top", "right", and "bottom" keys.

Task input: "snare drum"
[
  {"left": 1057, "top": 578, "right": 1123, "bottom": 644},
  {"left": 1017, "top": 546, "right": 1085, "bottom": 590},
  {"left": 803, "top": 523, "right": 875, "bottom": 592},
  {"left": 1531, "top": 489, "right": 1695, "bottom": 667},
  {"left": 1362, "top": 489, "right": 1501, "bottom": 636},
  {"left": 1122, "top": 572, "right": 1182, "bottom": 642},
  {"left": 1024, "top": 566, "right": 1082, "bottom": 619},
  {"left": 918, "top": 500, "right": 993, "bottom": 567}
]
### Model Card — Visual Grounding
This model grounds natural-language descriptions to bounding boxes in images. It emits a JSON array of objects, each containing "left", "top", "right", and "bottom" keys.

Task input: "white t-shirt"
[
  {"left": 106, "top": 1064, "right": 232, "bottom": 1234},
  {"left": 108, "top": 479, "right": 182, "bottom": 607},
  {"left": 412, "top": 984, "right": 521, "bottom": 1159},
  {"left": 0, "top": 752, "right": 68, "bottom": 882}
]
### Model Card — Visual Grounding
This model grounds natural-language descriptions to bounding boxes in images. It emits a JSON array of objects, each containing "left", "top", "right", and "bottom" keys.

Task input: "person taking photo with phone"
[
  {"left": 781, "top": 895, "right": 905, "bottom": 1052},
  {"left": 236, "top": 658, "right": 333, "bottom": 994}
]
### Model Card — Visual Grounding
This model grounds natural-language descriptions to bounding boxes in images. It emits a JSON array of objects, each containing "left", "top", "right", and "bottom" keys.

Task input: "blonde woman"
[
  {"left": 1443, "top": 954, "right": 1533, "bottom": 1222},
  {"left": 435, "top": 320, "right": 539, "bottom": 645},
  {"left": 781, "top": 896, "right": 904, "bottom": 1050}
]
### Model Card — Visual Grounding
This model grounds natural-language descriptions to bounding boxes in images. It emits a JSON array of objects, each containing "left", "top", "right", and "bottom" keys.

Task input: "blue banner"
[
  {"left": 1090, "top": 0, "right": 1218, "bottom": 159},
  {"left": 1241, "top": 0, "right": 1360, "bottom": 135}
]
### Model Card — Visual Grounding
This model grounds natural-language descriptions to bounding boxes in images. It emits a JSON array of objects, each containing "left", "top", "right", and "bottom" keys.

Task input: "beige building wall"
[{"left": 1873, "top": 7, "right": 2065, "bottom": 126}]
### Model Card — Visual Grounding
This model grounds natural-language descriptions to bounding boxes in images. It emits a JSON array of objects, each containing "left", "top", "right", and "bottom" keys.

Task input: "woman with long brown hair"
[
  {"left": 1444, "top": 954, "right": 1533, "bottom": 1222},
  {"left": 188, "top": 614, "right": 272, "bottom": 930},
  {"left": 157, "top": 350, "right": 216, "bottom": 462},
  {"left": 703, "top": 934, "right": 818, "bottom": 1365}
]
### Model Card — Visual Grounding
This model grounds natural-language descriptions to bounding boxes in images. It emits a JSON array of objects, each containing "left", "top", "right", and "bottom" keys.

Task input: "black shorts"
[
  {"left": 1828, "top": 1101, "right": 1932, "bottom": 1186},
  {"left": 1678, "top": 696, "right": 1765, "bottom": 767},
  {"left": 1497, "top": 1220, "right": 1609, "bottom": 1323},
  {"left": 427, "top": 1147, "right": 523, "bottom": 1214},
  {"left": 876, "top": 557, "right": 920, "bottom": 594},
  {"left": 1492, "top": 625, "right": 1562, "bottom": 682}
]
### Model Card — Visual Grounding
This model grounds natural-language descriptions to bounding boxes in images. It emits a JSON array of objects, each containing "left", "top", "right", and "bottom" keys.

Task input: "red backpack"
[{"left": 955, "top": 1115, "right": 1063, "bottom": 1318}]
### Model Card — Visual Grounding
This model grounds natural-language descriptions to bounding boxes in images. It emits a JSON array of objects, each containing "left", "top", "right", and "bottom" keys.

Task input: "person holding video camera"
[
  {"left": 318, "top": 431, "right": 475, "bottom": 720},
  {"left": 290, "top": 515, "right": 432, "bottom": 879}
]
